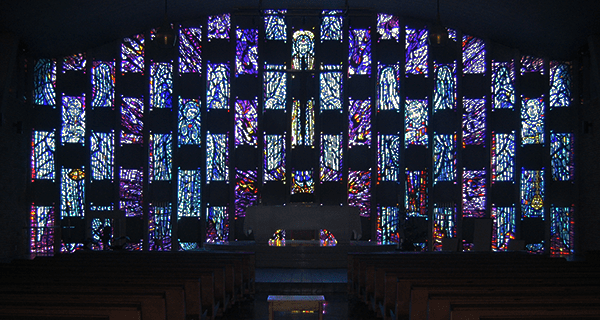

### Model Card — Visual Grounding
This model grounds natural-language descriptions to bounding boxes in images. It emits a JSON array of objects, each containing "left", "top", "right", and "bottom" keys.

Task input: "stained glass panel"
[
  {"left": 119, "top": 168, "right": 143, "bottom": 217},
  {"left": 91, "top": 218, "right": 113, "bottom": 250},
  {"left": 377, "top": 207, "right": 399, "bottom": 245},
  {"left": 549, "top": 61, "right": 572, "bottom": 108},
  {"left": 206, "top": 133, "right": 228, "bottom": 182},
  {"left": 491, "top": 206, "right": 516, "bottom": 251},
  {"left": 178, "top": 98, "right": 201, "bottom": 146},
  {"left": 149, "top": 133, "right": 172, "bottom": 181},
  {"left": 34, "top": 59, "right": 56, "bottom": 106},
  {"left": 121, "top": 97, "right": 144, "bottom": 145},
  {"left": 405, "top": 99, "right": 428, "bottom": 146},
  {"left": 292, "top": 170, "right": 314, "bottom": 194},
  {"left": 63, "top": 53, "right": 86, "bottom": 72},
  {"left": 30, "top": 206, "right": 54, "bottom": 256},
  {"left": 521, "top": 97, "right": 545, "bottom": 145},
  {"left": 550, "top": 132, "right": 574, "bottom": 181},
  {"left": 61, "top": 95, "right": 85, "bottom": 145},
  {"left": 305, "top": 99, "right": 315, "bottom": 146},
  {"left": 121, "top": 33, "right": 144, "bottom": 73},
  {"left": 92, "top": 61, "right": 115, "bottom": 108},
  {"left": 520, "top": 55, "right": 544, "bottom": 74},
  {"left": 377, "top": 13, "right": 400, "bottom": 41},
  {"left": 462, "top": 35, "right": 485, "bottom": 74},
  {"left": 551, "top": 206, "right": 574, "bottom": 255},
  {"left": 348, "top": 28, "right": 372, "bottom": 76},
  {"left": 462, "top": 98, "right": 486, "bottom": 146},
  {"left": 178, "top": 169, "right": 202, "bottom": 217},
  {"left": 235, "top": 170, "right": 258, "bottom": 217},
  {"left": 292, "top": 30, "right": 315, "bottom": 70},
  {"left": 235, "top": 99, "right": 258, "bottom": 146},
  {"left": 377, "top": 64, "right": 401, "bottom": 111},
  {"left": 236, "top": 28, "right": 259, "bottom": 75},
  {"left": 208, "top": 14, "right": 230, "bottom": 40},
  {"left": 320, "top": 134, "right": 343, "bottom": 182},
  {"left": 264, "top": 134, "right": 286, "bottom": 182},
  {"left": 521, "top": 169, "right": 544, "bottom": 218},
  {"left": 433, "top": 63, "right": 456, "bottom": 112},
  {"left": 61, "top": 167, "right": 85, "bottom": 218},
  {"left": 492, "top": 61, "right": 515, "bottom": 109},
  {"left": 292, "top": 99, "right": 302, "bottom": 146},
  {"left": 349, "top": 98, "right": 371, "bottom": 146},
  {"left": 264, "top": 10, "right": 287, "bottom": 41},
  {"left": 405, "top": 170, "right": 427, "bottom": 218},
  {"left": 433, "top": 134, "right": 456, "bottom": 183},
  {"left": 433, "top": 205, "right": 456, "bottom": 251},
  {"left": 492, "top": 133, "right": 515, "bottom": 182},
  {"left": 32, "top": 130, "right": 55, "bottom": 181},
  {"left": 321, "top": 10, "right": 343, "bottom": 41},
  {"left": 179, "top": 27, "right": 202, "bottom": 74},
  {"left": 320, "top": 70, "right": 343, "bottom": 111},
  {"left": 405, "top": 28, "right": 428, "bottom": 76},
  {"left": 91, "top": 131, "right": 114, "bottom": 180},
  {"left": 264, "top": 67, "right": 287, "bottom": 110},
  {"left": 149, "top": 204, "right": 172, "bottom": 251},
  {"left": 378, "top": 134, "right": 400, "bottom": 182},
  {"left": 150, "top": 62, "right": 173, "bottom": 110},
  {"left": 207, "top": 63, "right": 230, "bottom": 109},
  {"left": 348, "top": 171, "right": 371, "bottom": 217},
  {"left": 462, "top": 170, "right": 486, "bottom": 218},
  {"left": 206, "top": 206, "right": 229, "bottom": 242}
]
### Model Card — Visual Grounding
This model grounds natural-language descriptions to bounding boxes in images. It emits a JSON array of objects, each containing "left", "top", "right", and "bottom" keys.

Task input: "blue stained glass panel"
[
  {"left": 405, "top": 99, "right": 428, "bottom": 146},
  {"left": 320, "top": 134, "right": 343, "bottom": 182},
  {"left": 208, "top": 14, "right": 230, "bottom": 40},
  {"left": 178, "top": 169, "right": 202, "bottom": 217},
  {"left": 119, "top": 168, "right": 143, "bottom": 217},
  {"left": 492, "top": 206, "right": 516, "bottom": 251},
  {"left": 521, "top": 97, "right": 545, "bottom": 145},
  {"left": 150, "top": 62, "right": 173, "bottom": 110},
  {"left": 235, "top": 170, "right": 258, "bottom": 217},
  {"left": 377, "top": 64, "right": 401, "bottom": 111},
  {"left": 348, "top": 28, "right": 372, "bottom": 76},
  {"left": 179, "top": 27, "right": 202, "bottom": 74},
  {"left": 292, "top": 170, "right": 314, "bottom": 194},
  {"left": 377, "top": 207, "right": 399, "bottom": 245},
  {"left": 492, "top": 61, "right": 515, "bottom": 109},
  {"left": 91, "top": 131, "right": 114, "bottom": 180},
  {"left": 121, "top": 33, "right": 144, "bottom": 73},
  {"left": 433, "top": 134, "right": 456, "bottom": 183},
  {"left": 32, "top": 130, "right": 55, "bottom": 181},
  {"left": 34, "top": 59, "right": 56, "bottom": 106},
  {"left": 264, "top": 68, "right": 287, "bottom": 110},
  {"left": 207, "top": 63, "right": 230, "bottom": 109},
  {"left": 264, "top": 10, "right": 287, "bottom": 41},
  {"left": 462, "top": 35, "right": 485, "bottom": 74},
  {"left": 433, "top": 205, "right": 456, "bottom": 251},
  {"left": 405, "top": 28, "right": 428, "bottom": 76},
  {"left": 378, "top": 134, "right": 400, "bottom": 182},
  {"left": 405, "top": 170, "right": 427, "bottom": 218},
  {"left": 235, "top": 99, "right": 258, "bottom": 146},
  {"left": 92, "top": 61, "right": 115, "bottom": 108},
  {"left": 550, "top": 132, "right": 574, "bottom": 181},
  {"left": 30, "top": 206, "right": 55, "bottom": 256},
  {"left": 292, "top": 30, "right": 315, "bottom": 70},
  {"left": 348, "top": 171, "right": 371, "bottom": 217},
  {"left": 121, "top": 97, "right": 144, "bottom": 145},
  {"left": 61, "top": 95, "right": 86, "bottom": 145},
  {"left": 91, "top": 218, "right": 113, "bottom": 251},
  {"left": 63, "top": 53, "right": 86, "bottom": 72},
  {"left": 206, "top": 207, "right": 229, "bottom": 242},
  {"left": 492, "top": 133, "right": 515, "bottom": 182},
  {"left": 320, "top": 70, "right": 342, "bottom": 111},
  {"left": 178, "top": 98, "right": 201, "bottom": 146},
  {"left": 264, "top": 134, "right": 286, "bottom": 182},
  {"left": 149, "top": 205, "right": 172, "bottom": 251},
  {"left": 520, "top": 55, "right": 544, "bottom": 74},
  {"left": 551, "top": 206, "right": 574, "bottom": 255},
  {"left": 349, "top": 99, "right": 371, "bottom": 147},
  {"left": 206, "top": 133, "right": 228, "bottom": 182},
  {"left": 61, "top": 167, "right": 85, "bottom": 218},
  {"left": 521, "top": 169, "right": 544, "bottom": 218},
  {"left": 321, "top": 10, "right": 343, "bottom": 41},
  {"left": 149, "top": 133, "right": 172, "bottom": 181},
  {"left": 377, "top": 13, "right": 400, "bottom": 41},
  {"left": 462, "top": 98, "right": 486, "bottom": 146},
  {"left": 305, "top": 99, "right": 315, "bottom": 146},
  {"left": 550, "top": 61, "right": 572, "bottom": 108},
  {"left": 433, "top": 63, "right": 456, "bottom": 112},
  {"left": 462, "top": 170, "right": 486, "bottom": 218},
  {"left": 236, "top": 28, "right": 259, "bottom": 75}
]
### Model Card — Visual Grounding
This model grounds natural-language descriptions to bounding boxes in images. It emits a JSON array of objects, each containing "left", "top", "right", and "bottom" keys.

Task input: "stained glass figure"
[
  {"left": 61, "top": 167, "right": 85, "bottom": 218},
  {"left": 235, "top": 99, "right": 258, "bottom": 146},
  {"left": 492, "top": 61, "right": 515, "bottom": 109},
  {"left": 551, "top": 206, "right": 574, "bottom": 255},
  {"left": 405, "top": 99, "right": 428, "bottom": 146},
  {"left": 206, "top": 206, "right": 229, "bottom": 242},
  {"left": 207, "top": 63, "right": 230, "bottom": 109},
  {"left": 348, "top": 171, "right": 371, "bottom": 217},
  {"left": 520, "top": 55, "right": 544, "bottom": 74},
  {"left": 377, "top": 64, "right": 401, "bottom": 111},
  {"left": 63, "top": 53, "right": 86, "bottom": 72},
  {"left": 433, "top": 205, "right": 456, "bottom": 251},
  {"left": 149, "top": 133, "right": 172, "bottom": 181},
  {"left": 91, "top": 218, "right": 113, "bottom": 250},
  {"left": 91, "top": 131, "right": 114, "bottom": 180},
  {"left": 550, "top": 132, "right": 574, "bottom": 181},
  {"left": 119, "top": 168, "right": 143, "bottom": 217},
  {"left": 305, "top": 99, "right": 315, "bottom": 146},
  {"left": 462, "top": 98, "right": 486, "bottom": 146},
  {"left": 292, "top": 170, "right": 314, "bottom": 194},
  {"left": 521, "top": 169, "right": 544, "bottom": 218},
  {"left": 178, "top": 98, "right": 201, "bottom": 146},
  {"left": 462, "top": 35, "right": 485, "bottom": 74},
  {"left": 150, "top": 62, "right": 173, "bottom": 110},
  {"left": 208, "top": 14, "right": 230, "bottom": 40},
  {"left": 264, "top": 134, "right": 286, "bottom": 182},
  {"left": 149, "top": 205, "right": 172, "bottom": 251},
  {"left": 549, "top": 61, "right": 572, "bottom": 108},
  {"left": 433, "top": 134, "right": 456, "bottom": 183},
  {"left": 206, "top": 133, "right": 229, "bottom": 182},
  {"left": 30, "top": 206, "right": 54, "bottom": 256},
  {"left": 348, "top": 99, "right": 371, "bottom": 147},
  {"left": 462, "top": 170, "right": 486, "bottom": 218},
  {"left": 321, "top": 10, "right": 343, "bottom": 41},
  {"left": 121, "top": 97, "right": 144, "bottom": 145},
  {"left": 320, "top": 68, "right": 343, "bottom": 111},
  {"left": 264, "top": 65, "right": 287, "bottom": 110},
  {"left": 377, "top": 13, "right": 400, "bottom": 41},
  {"left": 405, "top": 28, "right": 428, "bottom": 76},
  {"left": 235, "top": 170, "right": 258, "bottom": 217},
  {"left": 121, "top": 33, "right": 144, "bottom": 73},
  {"left": 264, "top": 9, "right": 287, "bottom": 41},
  {"left": 92, "top": 61, "right": 115, "bottom": 108},
  {"left": 377, "top": 207, "right": 399, "bottom": 245},
  {"left": 521, "top": 96, "right": 545, "bottom": 145},
  {"left": 292, "top": 30, "right": 315, "bottom": 70},
  {"left": 320, "top": 134, "right": 343, "bottom": 182},
  {"left": 177, "top": 169, "right": 202, "bottom": 217},
  {"left": 34, "top": 59, "right": 56, "bottom": 106},
  {"left": 433, "top": 63, "right": 456, "bottom": 112},
  {"left": 61, "top": 95, "right": 85, "bottom": 145},
  {"left": 492, "top": 132, "right": 515, "bottom": 182},
  {"left": 378, "top": 134, "right": 400, "bottom": 182},
  {"left": 491, "top": 206, "right": 516, "bottom": 251},
  {"left": 236, "top": 28, "right": 259, "bottom": 75},
  {"left": 405, "top": 170, "right": 427, "bottom": 218},
  {"left": 32, "top": 130, "right": 55, "bottom": 181},
  {"left": 348, "top": 28, "right": 372, "bottom": 76},
  {"left": 179, "top": 27, "right": 202, "bottom": 74}
]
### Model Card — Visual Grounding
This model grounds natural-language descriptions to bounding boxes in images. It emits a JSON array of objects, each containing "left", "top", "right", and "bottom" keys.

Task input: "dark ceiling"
[{"left": 1, "top": 0, "right": 599, "bottom": 60}]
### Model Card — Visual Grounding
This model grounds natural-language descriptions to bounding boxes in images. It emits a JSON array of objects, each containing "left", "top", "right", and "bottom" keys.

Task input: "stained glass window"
[
  {"left": 349, "top": 171, "right": 371, "bottom": 217},
  {"left": 292, "top": 100, "right": 301, "bottom": 146},
  {"left": 320, "top": 67, "right": 343, "bottom": 111},
  {"left": 30, "top": 206, "right": 54, "bottom": 256},
  {"left": 492, "top": 132, "right": 515, "bottom": 182},
  {"left": 235, "top": 170, "right": 258, "bottom": 217},
  {"left": 292, "top": 30, "right": 315, "bottom": 70},
  {"left": 177, "top": 169, "right": 202, "bottom": 217},
  {"left": 377, "top": 207, "right": 399, "bottom": 245},
  {"left": 292, "top": 170, "right": 314, "bottom": 194},
  {"left": 551, "top": 206, "right": 574, "bottom": 255},
  {"left": 91, "top": 218, "right": 113, "bottom": 250},
  {"left": 491, "top": 206, "right": 516, "bottom": 251},
  {"left": 405, "top": 99, "right": 428, "bottom": 146},
  {"left": 462, "top": 35, "right": 485, "bottom": 74},
  {"left": 433, "top": 205, "right": 456, "bottom": 251},
  {"left": 521, "top": 169, "right": 544, "bottom": 218},
  {"left": 348, "top": 98, "right": 371, "bottom": 147},
  {"left": 63, "top": 53, "right": 86, "bottom": 72},
  {"left": 150, "top": 62, "right": 173, "bottom": 110},
  {"left": 405, "top": 28, "right": 428, "bottom": 76},
  {"left": 119, "top": 168, "right": 143, "bottom": 217},
  {"left": 377, "top": 13, "right": 400, "bottom": 41},
  {"left": 34, "top": 59, "right": 56, "bottom": 106},
  {"left": 208, "top": 14, "right": 230, "bottom": 40},
  {"left": 264, "top": 10, "right": 287, "bottom": 41},
  {"left": 91, "top": 131, "right": 114, "bottom": 181},
  {"left": 149, "top": 133, "right": 172, "bottom": 181},
  {"left": 264, "top": 65, "right": 287, "bottom": 110},
  {"left": 61, "top": 95, "right": 85, "bottom": 145},
  {"left": 206, "top": 133, "right": 228, "bottom": 182},
  {"left": 377, "top": 64, "right": 401, "bottom": 111},
  {"left": 179, "top": 27, "right": 202, "bottom": 74},
  {"left": 121, "top": 97, "right": 144, "bottom": 145},
  {"left": 549, "top": 61, "right": 572, "bottom": 108},
  {"left": 433, "top": 63, "right": 456, "bottom": 112},
  {"left": 206, "top": 206, "right": 229, "bottom": 242},
  {"left": 520, "top": 55, "right": 544, "bottom": 74},
  {"left": 433, "top": 134, "right": 456, "bottom": 183},
  {"left": 235, "top": 99, "right": 258, "bottom": 146},
  {"left": 405, "top": 170, "right": 427, "bottom": 218},
  {"left": 305, "top": 99, "right": 315, "bottom": 146},
  {"left": 462, "top": 98, "right": 486, "bottom": 146},
  {"left": 92, "top": 61, "right": 115, "bottom": 108},
  {"left": 178, "top": 98, "right": 201, "bottom": 146},
  {"left": 521, "top": 97, "right": 545, "bottom": 145},
  {"left": 492, "top": 61, "right": 515, "bottom": 109},
  {"left": 378, "top": 135, "right": 401, "bottom": 182},
  {"left": 550, "top": 132, "right": 574, "bottom": 181},
  {"left": 236, "top": 28, "right": 259, "bottom": 75},
  {"left": 149, "top": 204, "right": 172, "bottom": 251},
  {"left": 264, "top": 134, "right": 286, "bottom": 182},
  {"left": 32, "top": 130, "right": 55, "bottom": 181},
  {"left": 207, "top": 63, "right": 230, "bottom": 109},
  {"left": 321, "top": 10, "right": 343, "bottom": 41},
  {"left": 348, "top": 28, "right": 372, "bottom": 76},
  {"left": 61, "top": 167, "right": 85, "bottom": 218},
  {"left": 463, "top": 170, "right": 486, "bottom": 218},
  {"left": 320, "top": 134, "right": 343, "bottom": 182},
  {"left": 121, "top": 33, "right": 144, "bottom": 73}
]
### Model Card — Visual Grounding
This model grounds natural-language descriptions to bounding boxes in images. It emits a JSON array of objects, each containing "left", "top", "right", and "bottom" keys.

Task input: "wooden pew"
[{"left": 0, "top": 303, "right": 141, "bottom": 320}]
